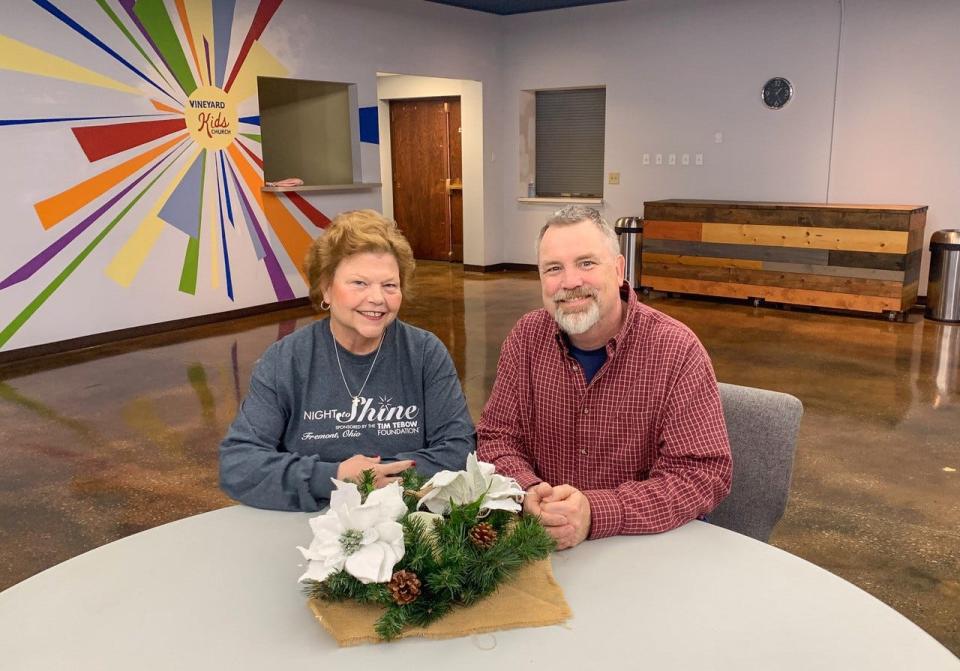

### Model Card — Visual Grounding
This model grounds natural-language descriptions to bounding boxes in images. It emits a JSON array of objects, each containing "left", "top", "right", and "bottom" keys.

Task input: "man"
[{"left": 477, "top": 206, "right": 732, "bottom": 549}]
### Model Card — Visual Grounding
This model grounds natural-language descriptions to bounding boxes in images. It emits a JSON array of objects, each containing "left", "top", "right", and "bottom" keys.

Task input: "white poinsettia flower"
[
  {"left": 297, "top": 479, "right": 406, "bottom": 585},
  {"left": 417, "top": 452, "right": 524, "bottom": 515}
]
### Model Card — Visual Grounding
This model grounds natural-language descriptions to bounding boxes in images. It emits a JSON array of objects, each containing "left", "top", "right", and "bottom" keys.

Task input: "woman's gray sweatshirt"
[{"left": 219, "top": 319, "right": 474, "bottom": 511}]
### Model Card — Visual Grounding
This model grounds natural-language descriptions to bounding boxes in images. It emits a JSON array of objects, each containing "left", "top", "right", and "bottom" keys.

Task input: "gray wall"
[{"left": 496, "top": 0, "right": 958, "bottom": 292}]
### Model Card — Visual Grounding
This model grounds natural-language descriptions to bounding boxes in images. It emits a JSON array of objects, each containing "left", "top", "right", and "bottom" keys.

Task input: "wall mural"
[{"left": 0, "top": 0, "right": 377, "bottom": 351}]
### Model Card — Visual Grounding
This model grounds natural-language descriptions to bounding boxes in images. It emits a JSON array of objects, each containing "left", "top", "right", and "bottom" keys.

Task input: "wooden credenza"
[{"left": 641, "top": 199, "right": 927, "bottom": 318}]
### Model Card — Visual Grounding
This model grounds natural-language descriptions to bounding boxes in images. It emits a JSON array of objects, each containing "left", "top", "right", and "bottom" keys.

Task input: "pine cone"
[
  {"left": 469, "top": 522, "right": 498, "bottom": 550},
  {"left": 388, "top": 570, "right": 421, "bottom": 606}
]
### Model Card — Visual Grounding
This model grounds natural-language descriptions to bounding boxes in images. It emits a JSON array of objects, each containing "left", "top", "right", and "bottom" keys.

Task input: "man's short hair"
[{"left": 536, "top": 205, "right": 620, "bottom": 260}]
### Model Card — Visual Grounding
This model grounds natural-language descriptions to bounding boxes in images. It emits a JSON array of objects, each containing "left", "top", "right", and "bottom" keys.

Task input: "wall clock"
[{"left": 761, "top": 77, "right": 794, "bottom": 110}]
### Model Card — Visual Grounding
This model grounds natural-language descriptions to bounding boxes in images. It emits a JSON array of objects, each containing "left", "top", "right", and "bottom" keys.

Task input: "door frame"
[{"left": 376, "top": 74, "right": 484, "bottom": 267}]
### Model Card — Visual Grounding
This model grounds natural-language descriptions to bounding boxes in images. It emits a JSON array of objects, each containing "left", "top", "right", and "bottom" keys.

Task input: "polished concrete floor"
[{"left": 0, "top": 261, "right": 958, "bottom": 655}]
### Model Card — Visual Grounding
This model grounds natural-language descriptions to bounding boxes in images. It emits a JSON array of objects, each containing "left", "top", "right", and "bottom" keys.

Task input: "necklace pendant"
[{"left": 334, "top": 331, "right": 384, "bottom": 412}]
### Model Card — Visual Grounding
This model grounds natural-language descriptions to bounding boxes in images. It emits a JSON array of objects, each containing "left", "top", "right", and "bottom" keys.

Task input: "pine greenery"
[{"left": 302, "top": 467, "right": 555, "bottom": 640}]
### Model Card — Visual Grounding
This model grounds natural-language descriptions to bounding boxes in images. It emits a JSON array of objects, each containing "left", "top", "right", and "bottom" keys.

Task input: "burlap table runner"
[{"left": 307, "top": 558, "right": 571, "bottom": 646}]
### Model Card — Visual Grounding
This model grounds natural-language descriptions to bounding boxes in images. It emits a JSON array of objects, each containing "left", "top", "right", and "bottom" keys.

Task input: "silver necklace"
[{"left": 333, "top": 331, "right": 385, "bottom": 409}]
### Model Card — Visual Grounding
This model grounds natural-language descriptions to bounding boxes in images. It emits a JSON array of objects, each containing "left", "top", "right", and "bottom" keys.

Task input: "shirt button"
[
  {"left": 580, "top": 448, "right": 588, "bottom": 455},
  {"left": 583, "top": 408, "right": 589, "bottom": 415}
]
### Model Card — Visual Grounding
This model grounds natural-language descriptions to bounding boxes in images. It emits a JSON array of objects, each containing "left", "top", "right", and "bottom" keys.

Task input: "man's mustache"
[{"left": 552, "top": 287, "right": 598, "bottom": 303}]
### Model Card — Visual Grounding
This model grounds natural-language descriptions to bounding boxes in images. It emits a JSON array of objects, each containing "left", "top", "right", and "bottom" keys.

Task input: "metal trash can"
[
  {"left": 615, "top": 216, "right": 644, "bottom": 289},
  {"left": 926, "top": 230, "right": 960, "bottom": 322}
]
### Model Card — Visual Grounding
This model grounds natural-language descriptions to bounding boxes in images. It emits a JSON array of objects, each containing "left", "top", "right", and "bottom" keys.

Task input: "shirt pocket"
[{"left": 600, "top": 410, "right": 655, "bottom": 477}]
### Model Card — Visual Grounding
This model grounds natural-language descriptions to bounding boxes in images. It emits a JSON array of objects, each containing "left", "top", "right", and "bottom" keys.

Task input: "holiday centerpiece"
[{"left": 298, "top": 453, "right": 570, "bottom": 644}]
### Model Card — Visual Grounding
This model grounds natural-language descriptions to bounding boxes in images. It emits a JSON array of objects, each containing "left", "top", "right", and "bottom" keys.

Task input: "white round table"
[{"left": 1, "top": 505, "right": 956, "bottom": 669}]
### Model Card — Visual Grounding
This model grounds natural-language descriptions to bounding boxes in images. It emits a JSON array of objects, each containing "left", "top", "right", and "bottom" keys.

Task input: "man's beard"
[{"left": 552, "top": 288, "right": 601, "bottom": 335}]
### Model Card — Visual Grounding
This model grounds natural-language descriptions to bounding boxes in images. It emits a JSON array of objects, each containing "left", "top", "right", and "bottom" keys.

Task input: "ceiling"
[{"left": 425, "top": 0, "right": 624, "bottom": 16}]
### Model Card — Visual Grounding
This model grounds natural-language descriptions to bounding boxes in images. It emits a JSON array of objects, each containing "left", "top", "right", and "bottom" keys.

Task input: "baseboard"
[
  {"left": 0, "top": 297, "right": 312, "bottom": 366},
  {"left": 463, "top": 263, "right": 538, "bottom": 273}
]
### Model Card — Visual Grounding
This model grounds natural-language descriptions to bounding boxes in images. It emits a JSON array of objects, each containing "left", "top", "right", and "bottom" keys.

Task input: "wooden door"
[
  {"left": 447, "top": 100, "right": 463, "bottom": 262},
  {"left": 390, "top": 98, "right": 463, "bottom": 262}
]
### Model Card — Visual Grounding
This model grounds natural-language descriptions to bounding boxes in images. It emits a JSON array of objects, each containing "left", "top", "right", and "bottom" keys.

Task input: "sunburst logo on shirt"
[{"left": 0, "top": 0, "right": 335, "bottom": 349}]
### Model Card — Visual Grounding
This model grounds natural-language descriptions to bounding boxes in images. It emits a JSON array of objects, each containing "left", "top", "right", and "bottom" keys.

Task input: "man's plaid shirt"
[{"left": 477, "top": 286, "right": 732, "bottom": 538}]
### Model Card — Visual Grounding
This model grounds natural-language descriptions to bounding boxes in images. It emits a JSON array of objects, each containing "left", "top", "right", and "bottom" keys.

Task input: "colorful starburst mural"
[{"left": 0, "top": 0, "right": 349, "bottom": 349}]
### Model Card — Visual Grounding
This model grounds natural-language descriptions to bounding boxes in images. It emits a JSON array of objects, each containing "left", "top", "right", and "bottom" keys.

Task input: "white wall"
[
  {"left": 0, "top": 0, "right": 502, "bottom": 351},
  {"left": 827, "top": 0, "right": 960, "bottom": 289},
  {"left": 496, "top": 0, "right": 958, "bottom": 294},
  {"left": 498, "top": 0, "right": 842, "bottom": 264}
]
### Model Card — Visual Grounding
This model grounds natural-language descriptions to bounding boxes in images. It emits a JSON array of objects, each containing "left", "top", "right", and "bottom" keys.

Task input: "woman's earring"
[{"left": 319, "top": 299, "right": 330, "bottom": 311}]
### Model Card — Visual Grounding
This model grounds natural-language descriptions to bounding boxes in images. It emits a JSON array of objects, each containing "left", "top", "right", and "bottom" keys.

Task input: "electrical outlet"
[
  {"left": 608, "top": 172, "right": 620, "bottom": 185},
  {"left": 655, "top": 153, "right": 663, "bottom": 165},
  {"left": 695, "top": 153, "right": 704, "bottom": 165},
  {"left": 642, "top": 153, "right": 650, "bottom": 165},
  {"left": 681, "top": 153, "right": 690, "bottom": 166},
  {"left": 668, "top": 153, "right": 676, "bottom": 166},
  {"left": 714, "top": 132, "right": 723, "bottom": 144}
]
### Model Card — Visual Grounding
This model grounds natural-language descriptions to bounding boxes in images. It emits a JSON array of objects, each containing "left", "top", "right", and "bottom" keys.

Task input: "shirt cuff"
[
  {"left": 515, "top": 471, "right": 544, "bottom": 491},
  {"left": 308, "top": 461, "right": 339, "bottom": 503},
  {"left": 486, "top": 454, "right": 542, "bottom": 491},
  {"left": 583, "top": 489, "right": 624, "bottom": 539}
]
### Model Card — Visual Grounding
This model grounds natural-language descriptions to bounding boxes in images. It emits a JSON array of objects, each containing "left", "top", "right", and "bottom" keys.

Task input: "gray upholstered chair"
[{"left": 705, "top": 382, "right": 804, "bottom": 542}]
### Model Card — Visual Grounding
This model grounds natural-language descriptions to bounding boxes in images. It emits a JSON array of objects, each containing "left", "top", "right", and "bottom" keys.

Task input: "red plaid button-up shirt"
[{"left": 477, "top": 285, "right": 732, "bottom": 538}]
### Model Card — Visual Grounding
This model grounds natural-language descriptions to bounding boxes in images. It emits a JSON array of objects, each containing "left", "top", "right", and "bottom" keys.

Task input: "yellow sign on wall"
[{"left": 185, "top": 86, "right": 237, "bottom": 150}]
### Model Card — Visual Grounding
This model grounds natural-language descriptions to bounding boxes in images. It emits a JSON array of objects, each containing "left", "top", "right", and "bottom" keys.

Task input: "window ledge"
[
  {"left": 262, "top": 183, "right": 381, "bottom": 193},
  {"left": 517, "top": 196, "right": 603, "bottom": 205}
]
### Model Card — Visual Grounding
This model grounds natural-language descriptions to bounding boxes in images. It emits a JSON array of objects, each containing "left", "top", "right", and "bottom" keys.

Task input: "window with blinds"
[{"left": 535, "top": 87, "right": 606, "bottom": 198}]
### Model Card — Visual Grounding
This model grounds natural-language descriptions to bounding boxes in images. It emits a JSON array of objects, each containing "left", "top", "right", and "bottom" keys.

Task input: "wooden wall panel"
[
  {"left": 642, "top": 200, "right": 928, "bottom": 315},
  {"left": 762, "top": 262, "right": 905, "bottom": 282},
  {"left": 903, "top": 249, "right": 923, "bottom": 286},
  {"left": 700, "top": 223, "right": 909, "bottom": 254},
  {"left": 902, "top": 281, "right": 919, "bottom": 307},
  {"left": 644, "top": 239, "right": 830, "bottom": 265},
  {"left": 645, "top": 275, "right": 902, "bottom": 313},
  {"left": 645, "top": 263, "right": 903, "bottom": 297},
  {"left": 906, "top": 225, "right": 925, "bottom": 253},
  {"left": 909, "top": 210, "right": 928, "bottom": 232},
  {"left": 642, "top": 253, "right": 762, "bottom": 270},
  {"left": 827, "top": 250, "right": 909, "bottom": 271},
  {"left": 645, "top": 200, "right": 925, "bottom": 231},
  {"left": 643, "top": 220, "right": 702, "bottom": 241}
]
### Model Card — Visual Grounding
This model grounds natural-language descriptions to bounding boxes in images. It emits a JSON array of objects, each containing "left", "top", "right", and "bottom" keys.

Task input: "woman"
[{"left": 219, "top": 210, "right": 474, "bottom": 511}]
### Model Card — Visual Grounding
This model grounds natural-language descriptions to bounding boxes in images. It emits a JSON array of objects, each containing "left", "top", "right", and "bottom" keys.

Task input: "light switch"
[
  {"left": 695, "top": 153, "right": 704, "bottom": 165},
  {"left": 714, "top": 132, "right": 723, "bottom": 144},
  {"left": 668, "top": 153, "right": 676, "bottom": 165},
  {"left": 655, "top": 153, "right": 663, "bottom": 165},
  {"left": 681, "top": 153, "right": 690, "bottom": 166},
  {"left": 608, "top": 172, "right": 620, "bottom": 185},
  {"left": 642, "top": 153, "right": 650, "bottom": 165}
]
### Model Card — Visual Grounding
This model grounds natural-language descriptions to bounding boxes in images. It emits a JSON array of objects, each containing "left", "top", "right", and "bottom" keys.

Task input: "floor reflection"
[
  {"left": 0, "top": 262, "right": 957, "bottom": 655},
  {"left": 927, "top": 322, "right": 960, "bottom": 408}
]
